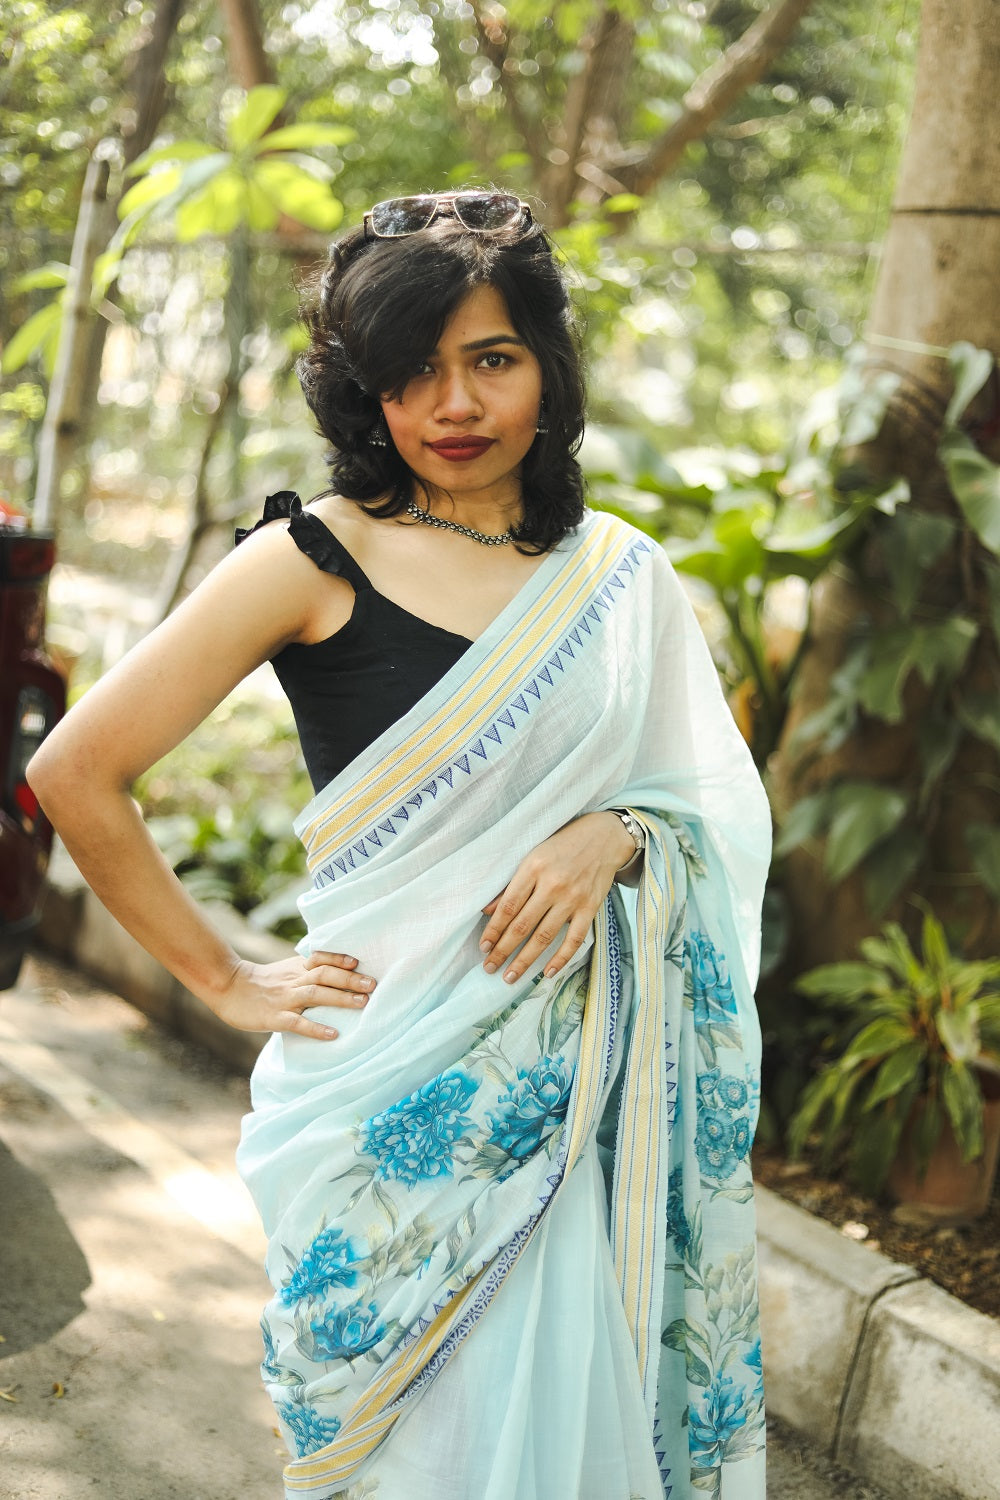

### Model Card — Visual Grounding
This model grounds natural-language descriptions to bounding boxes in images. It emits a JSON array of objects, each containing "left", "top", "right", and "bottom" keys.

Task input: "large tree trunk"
[{"left": 772, "top": 0, "right": 1000, "bottom": 965}]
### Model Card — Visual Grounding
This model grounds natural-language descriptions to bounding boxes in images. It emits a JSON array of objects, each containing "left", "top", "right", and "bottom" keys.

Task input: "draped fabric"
[{"left": 236, "top": 509, "right": 771, "bottom": 1500}]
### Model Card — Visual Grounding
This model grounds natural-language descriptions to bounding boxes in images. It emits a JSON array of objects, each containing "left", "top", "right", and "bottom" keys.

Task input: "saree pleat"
[{"left": 237, "top": 511, "right": 771, "bottom": 1500}]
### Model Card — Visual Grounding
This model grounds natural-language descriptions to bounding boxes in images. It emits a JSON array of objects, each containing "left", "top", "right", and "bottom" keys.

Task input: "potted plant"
[{"left": 788, "top": 912, "right": 1000, "bottom": 1220}]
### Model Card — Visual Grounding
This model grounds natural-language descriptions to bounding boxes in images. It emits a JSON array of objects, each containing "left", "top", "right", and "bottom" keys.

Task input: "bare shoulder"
[
  {"left": 305, "top": 491, "right": 384, "bottom": 548},
  {"left": 220, "top": 501, "right": 355, "bottom": 642}
]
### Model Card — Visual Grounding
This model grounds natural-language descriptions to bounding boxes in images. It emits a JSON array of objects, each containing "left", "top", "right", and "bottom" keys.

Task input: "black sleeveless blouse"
[{"left": 235, "top": 491, "right": 471, "bottom": 791}]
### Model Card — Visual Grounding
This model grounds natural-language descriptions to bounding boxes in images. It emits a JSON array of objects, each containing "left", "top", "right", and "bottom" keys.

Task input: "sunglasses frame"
[{"left": 363, "top": 191, "right": 533, "bottom": 240}]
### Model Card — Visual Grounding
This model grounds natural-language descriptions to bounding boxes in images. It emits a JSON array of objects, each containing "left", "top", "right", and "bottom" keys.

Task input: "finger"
[
  {"left": 541, "top": 916, "right": 594, "bottom": 979},
  {"left": 304, "top": 950, "right": 358, "bottom": 971},
  {"left": 282, "top": 1010, "right": 340, "bottom": 1041},
  {"left": 481, "top": 898, "right": 499, "bottom": 916},
  {"left": 479, "top": 877, "right": 536, "bottom": 954},
  {"left": 292, "top": 982, "right": 371, "bottom": 1011},
  {"left": 498, "top": 911, "right": 571, "bottom": 984},
  {"left": 485, "top": 895, "right": 564, "bottom": 976},
  {"left": 301, "top": 963, "right": 375, "bottom": 997}
]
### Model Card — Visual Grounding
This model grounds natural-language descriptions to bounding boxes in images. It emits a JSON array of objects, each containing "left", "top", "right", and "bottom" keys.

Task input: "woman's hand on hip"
[
  {"left": 211, "top": 951, "right": 376, "bottom": 1039},
  {"left": 479, "top": 811, "right": 636, "bottom": 985}
]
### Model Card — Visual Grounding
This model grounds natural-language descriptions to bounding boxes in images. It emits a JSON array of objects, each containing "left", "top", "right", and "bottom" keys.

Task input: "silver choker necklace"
[{"left": 405, "top": 499, "right": 515, "bottom": 547}]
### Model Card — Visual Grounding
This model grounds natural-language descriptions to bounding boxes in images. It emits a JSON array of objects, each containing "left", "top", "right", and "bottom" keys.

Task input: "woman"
[{"left": 28, "top": 190, "right": 770, "bottom": 1500}]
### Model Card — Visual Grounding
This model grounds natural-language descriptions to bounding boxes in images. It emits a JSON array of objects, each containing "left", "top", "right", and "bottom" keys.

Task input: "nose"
[{"left": 433, "top": 366, "right": 483, "bottom": 423}]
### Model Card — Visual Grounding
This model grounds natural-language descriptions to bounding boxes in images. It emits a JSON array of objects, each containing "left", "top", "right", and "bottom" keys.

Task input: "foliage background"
[{"left": 3, "top": 0, "right": 946, "bottom": 1135}]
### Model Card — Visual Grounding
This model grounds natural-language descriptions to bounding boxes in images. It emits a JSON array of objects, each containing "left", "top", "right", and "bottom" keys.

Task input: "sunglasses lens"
[
  {"left": 453, "top": 192, "right": 524, "bottom": 231},
  {"left": 369, "top": 196, "right": 438, "bottom": 236}
]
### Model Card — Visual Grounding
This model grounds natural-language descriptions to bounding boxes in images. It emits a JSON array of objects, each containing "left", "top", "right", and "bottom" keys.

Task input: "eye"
[{"left": 477, "top": 350, "right": 514, "bottom": 370}]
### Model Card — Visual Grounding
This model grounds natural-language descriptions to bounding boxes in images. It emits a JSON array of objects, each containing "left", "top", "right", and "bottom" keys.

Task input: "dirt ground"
[{"left": 753, "top": 1144, "right": 1000, "bottom": 1321}]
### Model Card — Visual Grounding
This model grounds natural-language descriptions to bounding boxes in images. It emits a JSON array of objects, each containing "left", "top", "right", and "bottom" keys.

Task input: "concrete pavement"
[{"left": 0, "top": 964, "right": 279, "bottom": 1500}]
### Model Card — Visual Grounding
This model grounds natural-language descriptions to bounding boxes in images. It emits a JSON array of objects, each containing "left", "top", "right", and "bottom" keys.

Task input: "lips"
[{"left": 426, "top": 436, "right": 496, "bottom": 462}]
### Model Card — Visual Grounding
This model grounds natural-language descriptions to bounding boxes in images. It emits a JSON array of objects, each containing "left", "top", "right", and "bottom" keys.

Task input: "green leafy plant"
[
  {"left": 107, "top": 85, "right": 353, "bottom": 259},
  {"left": 147, "top": 801, "right": 308, "bottom": 943},
  {"left": 584, "top": 354, "right": 909, "bottom": 767},
  {"left": 775, "top": 341, "right": 1000, "bottom": 919},
  {"left": 788, "top": 911, "right": 1000, "bottom": 1193}
]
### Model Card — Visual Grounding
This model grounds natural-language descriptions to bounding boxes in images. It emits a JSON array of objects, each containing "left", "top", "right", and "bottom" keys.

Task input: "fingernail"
[
  {"left": 544, "top": 966, "right": 557, "bottom": 978},
  {"left": 479, "top": 940, "right": 492, "bottom": 953},
  {"left": 483, "top": 962, "right": 497, "bottom": 975},
  {"left": 504, "top": 969, "right": 517, "bottom": 984},
  {"left": 360, "top": 977, "right": 375, "bottom": 990},
  {"left": 324, "top": 1028, "right": 339, "bottom": 1039}
]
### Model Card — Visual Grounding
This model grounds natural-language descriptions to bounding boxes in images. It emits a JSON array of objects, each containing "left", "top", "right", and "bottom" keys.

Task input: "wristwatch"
[{"left": 612, "top": 809, "right": 645, "bottom": 866}]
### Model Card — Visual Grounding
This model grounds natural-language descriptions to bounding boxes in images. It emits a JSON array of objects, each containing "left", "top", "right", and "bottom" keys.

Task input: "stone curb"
[
  {"left": 34, "top": 858, "right": 1000, "bottom": 1500},
  {"left": 757, "top": 1159, "right": 999, "bottom": 1499}
]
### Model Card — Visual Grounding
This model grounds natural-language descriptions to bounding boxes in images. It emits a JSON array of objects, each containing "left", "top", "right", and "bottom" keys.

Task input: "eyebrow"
[{"left": 457, "top": 334, "right": 527, "bottom": 353}]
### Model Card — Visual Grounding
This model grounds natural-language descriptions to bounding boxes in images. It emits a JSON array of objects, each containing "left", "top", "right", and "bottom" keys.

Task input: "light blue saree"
[{"left": 236, "top": 510, "right": 771, "bottom": 1500}]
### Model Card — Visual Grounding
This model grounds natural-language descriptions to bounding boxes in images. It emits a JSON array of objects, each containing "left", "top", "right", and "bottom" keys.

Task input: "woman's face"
[{"left": 379, "top": 283, "right": 543, "bottom": 512}]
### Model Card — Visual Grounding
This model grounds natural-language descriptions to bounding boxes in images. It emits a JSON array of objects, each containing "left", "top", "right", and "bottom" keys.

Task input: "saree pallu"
[{"left": 237, "top": 510, "right": 771, "bottom": 1500}]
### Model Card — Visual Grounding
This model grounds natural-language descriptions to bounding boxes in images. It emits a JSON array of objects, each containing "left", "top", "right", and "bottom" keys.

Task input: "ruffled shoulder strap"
[{"left": 235, "top": 491, "right": 371, "bottom": 590}]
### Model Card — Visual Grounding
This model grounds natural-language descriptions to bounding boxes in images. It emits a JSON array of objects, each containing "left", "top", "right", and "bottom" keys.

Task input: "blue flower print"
[
  {"left": 261, "top": 1315, "right": 283, "bottom": 1381},
  {"left": 731, "top": 1115, "right": 751, "bottom": 1159},
  {"left": 695, "top": 1108, "right": 739, "bottom": 1181},
  {"left": 685, "top": 932, "right": 737, "bottom": 1025},
  {"left": 303, "top": 1300, "right": 385, "bottom": 1363},
  {"left": 665, "top": 1166, "right": 691, "bottom": 1258},
  {"left": 696, "top": 1068, "right": 721, "bottom": 1106},
  {"left": 359, "top": 1070, "right": 478, "bottom": 1185},
  {"left": 486, "top": 1054, "right": 574, "bottom": 1160},
  {"left": 689, "top": 1373, "right": 752, "bottom": 1467},
  {"left": 718, "top": 1075, "right": 748, "bottom": 1110},
  {"left": 277, "top": 1397, "right": 342, "bottom": 1457},
  {"left": 744, "top": 1337, "right": 763, "bottom": 1380},
  {"left": 280, "top": 1225, "right": 362, "bottom": 1307}
]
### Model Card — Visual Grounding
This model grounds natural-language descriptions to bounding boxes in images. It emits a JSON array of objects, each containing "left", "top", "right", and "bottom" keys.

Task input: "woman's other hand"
[
  {"left": 479, "top": 811, "right": 636, "bottom": 984},
  {"left": 213, "top": 951, "right": 376, "bottom": 1039}
]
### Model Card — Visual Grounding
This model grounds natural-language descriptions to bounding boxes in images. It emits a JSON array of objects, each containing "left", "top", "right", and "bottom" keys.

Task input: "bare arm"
[{"left": 27, "top": 522, "right": 374, "bottom": 1039}]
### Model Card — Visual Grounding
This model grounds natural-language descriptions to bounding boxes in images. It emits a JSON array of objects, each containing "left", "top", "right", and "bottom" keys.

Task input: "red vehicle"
[{"left": 0, "top": 499, "right": 66, "bottom": 988}]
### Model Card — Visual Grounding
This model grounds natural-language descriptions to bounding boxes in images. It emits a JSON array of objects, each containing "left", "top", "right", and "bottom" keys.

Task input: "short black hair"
[{"left": 296, "top": 207, "right": 586, "bottom": 553}]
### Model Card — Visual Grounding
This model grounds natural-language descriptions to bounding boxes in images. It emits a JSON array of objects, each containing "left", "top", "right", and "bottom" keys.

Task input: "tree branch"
[
  {"left": 470, "top": 1, "right": 549, "bottom": 183},
  {"left": 620, "top": 0, "right": 815, "bottom": 197}
]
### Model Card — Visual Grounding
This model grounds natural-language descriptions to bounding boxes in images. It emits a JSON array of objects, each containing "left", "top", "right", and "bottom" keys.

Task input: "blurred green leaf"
[
  {"left": 253, "top": 160, "right": 345, "bottom": 231},
  {"left": 254, "top": 123, "right": 355, "bottom": 152},
  {"left": 941, "top": 1063, "right": 984, "bottom": 1162},
  {"left": 939, "top": 430, "right": 1000, "bottom": 554},
  {"left": 945, "top": 341, "right": 994, "bottom": 427},
  {"left": 118, "top": 165, "right": 184, "bottom": 218},
  {"left": 966, "top": 825, "right": 1000, "bottom": 901},
  {"left": 823, "top": 783, "right": 907, "bottom": 882},
  {"left": 862, "top": 825, "right": 925, "bottom": 918},
  {"left": 855, "top": 617, "right": 978, "bottom": 723},
  {"left": 126, "top": 140, "right": 217, "bottom": 176},
  {"left": 863, "top": 1041, "right": 924, "bottom": 1108},
  {"left": 227, "top": 84, "right": 287, "bottom": 151},
  {"left": 11, "top": 262, "right": 70, "bottom": 293},
  {"left": 1, "top": 301, "right": 63, "bottom": 375}
]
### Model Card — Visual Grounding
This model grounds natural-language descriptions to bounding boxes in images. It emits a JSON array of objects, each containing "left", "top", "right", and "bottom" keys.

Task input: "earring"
[
  {"left": 370, "top": 418, "right": 388, "bottom": 448},
  {"left": 536, "top": 398, "right": 549, "bottom": 436}
]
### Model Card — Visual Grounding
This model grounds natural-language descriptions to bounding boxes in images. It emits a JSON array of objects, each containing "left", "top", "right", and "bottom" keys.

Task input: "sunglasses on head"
[{"left": 363, "top": 191, "right": 533, "bottom": 240}]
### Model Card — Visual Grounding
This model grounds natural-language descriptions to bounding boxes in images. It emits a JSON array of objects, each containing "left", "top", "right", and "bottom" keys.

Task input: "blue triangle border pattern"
[{"left": 313, "top": 536, "right": 653, "bottom": 887}]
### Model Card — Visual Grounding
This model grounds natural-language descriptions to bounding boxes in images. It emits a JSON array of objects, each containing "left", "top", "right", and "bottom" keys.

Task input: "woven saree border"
[
  {"left": 299, "top": 522, "right": 653, "bottom": 879},
  {"left": 612, "top": 814, "right": 674, "bottom": 1413},
  {"left": 282, "top": 902, "right": 623, "bottom": 1495}
]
